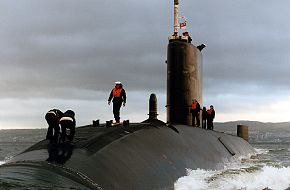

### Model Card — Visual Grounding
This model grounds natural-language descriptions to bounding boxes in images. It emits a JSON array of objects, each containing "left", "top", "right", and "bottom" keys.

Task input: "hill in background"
[{"left": 214, "top": 120, "right": 290, "bottom": 133}]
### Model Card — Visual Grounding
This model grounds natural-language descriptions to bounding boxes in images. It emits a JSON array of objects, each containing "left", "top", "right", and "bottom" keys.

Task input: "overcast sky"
[{"left": 0, "top": 0, "right": 290, "bottom": 129}]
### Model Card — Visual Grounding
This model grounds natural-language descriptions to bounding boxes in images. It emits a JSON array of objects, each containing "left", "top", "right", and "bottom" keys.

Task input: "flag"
[{"left": 180, "top": 21, "right": 186, "bottom": 29}]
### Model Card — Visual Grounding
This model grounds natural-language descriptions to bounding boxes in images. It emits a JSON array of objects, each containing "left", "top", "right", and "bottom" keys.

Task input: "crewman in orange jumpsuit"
[
  {"left": 191, "top": 99, "right": 201, "bottom": 127},
  {"left": 108, "top": 81, "right": 126, "bottom": 123}
]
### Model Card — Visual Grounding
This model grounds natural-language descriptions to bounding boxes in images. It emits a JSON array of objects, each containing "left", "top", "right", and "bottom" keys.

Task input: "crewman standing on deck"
[
  {"left": 108, "top": 81, "right": 126, "bottom": 123},
  {"left": 190, "top": 99, "right": 200, "bottom": 127},
  {"left": 207, "top": 105, "right": 215, "bottom": 130},
  {"left": 202, "top": 107, "right": 207, "bottom": 129}
]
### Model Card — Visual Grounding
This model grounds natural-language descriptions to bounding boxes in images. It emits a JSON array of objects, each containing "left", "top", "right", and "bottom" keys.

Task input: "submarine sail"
[
  {"left": 167, "top": 0, "right": 202, "bottom": 125},
  {"left": 167, "top": 40, "right": 202, "bottom": 125}
]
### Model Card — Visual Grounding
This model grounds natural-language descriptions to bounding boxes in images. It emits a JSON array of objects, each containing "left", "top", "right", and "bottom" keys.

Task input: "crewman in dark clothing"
[
  {"left": 108, "top": 81, "right": 126, "bottom": 123},
  {"left": 183, "top": 32, "right": 192, "bottom": 43},
  {"left": 45, "top": 109, "right": 63, "bottom": 143},
  {"left": 207, "top": 105, "right": 215, "bottom": 130},
  {"left": 59, "top": 110, "right": 76, "bottom": 143},
  {"left": 190, "top": 99, "right": 201, "bottom": 127},
  {"left": 202, "top": 107, "right": 207, "bottom": 129}
]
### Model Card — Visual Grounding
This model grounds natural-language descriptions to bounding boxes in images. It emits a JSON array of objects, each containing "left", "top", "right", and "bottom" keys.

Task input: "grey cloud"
[
  {"left": 0, "top": 0, "right": 171, "bottom": 100},
  {"left": 0, "top": 0, "right": 290, "bottom": 125}
]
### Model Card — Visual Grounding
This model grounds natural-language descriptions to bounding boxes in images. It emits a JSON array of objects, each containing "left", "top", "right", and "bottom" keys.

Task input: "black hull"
[{"left": 0, "top": 123, "right": 255, "bottom": 189}]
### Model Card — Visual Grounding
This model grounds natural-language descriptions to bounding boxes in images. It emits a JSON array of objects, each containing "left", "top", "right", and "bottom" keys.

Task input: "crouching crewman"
[
  {"left": 59, "top": 110, "right": 76, "bottom": 143},
  {"left": 45, "top": 109, "right": 63, "bottom": 143}
]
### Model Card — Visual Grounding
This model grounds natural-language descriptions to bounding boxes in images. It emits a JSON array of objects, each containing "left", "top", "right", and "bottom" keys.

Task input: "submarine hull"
[{"left": 0, "top": 124, "right": 255, "bottom": 189}]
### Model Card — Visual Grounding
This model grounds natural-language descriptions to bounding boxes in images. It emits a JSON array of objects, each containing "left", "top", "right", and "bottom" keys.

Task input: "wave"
[
  {"left": 175, "top": 166, "right": 290, "bottom": 190},
  {"left": 254, "top": 148, "right": 269, "bottom": 155}
]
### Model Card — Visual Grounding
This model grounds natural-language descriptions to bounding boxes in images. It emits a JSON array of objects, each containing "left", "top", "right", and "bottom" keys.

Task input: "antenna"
[
  {"left": 173, "top": 0, "right": 179, "bottom": 35},
  {"left": 169, "top": 0, "right": 189, "bottom": 42}
]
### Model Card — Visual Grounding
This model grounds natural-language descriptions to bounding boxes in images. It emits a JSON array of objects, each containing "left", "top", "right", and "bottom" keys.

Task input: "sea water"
[
  {"left": 175, "top": 129, "right": 290, "bottom": 190},
  {"left": 0, "top": 129, "right": 46, "bottom": 163}
]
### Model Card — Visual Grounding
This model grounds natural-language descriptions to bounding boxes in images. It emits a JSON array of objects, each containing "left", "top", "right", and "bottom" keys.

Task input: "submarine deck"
[
  {"left": 23, "top": 122, "right": 164, "bottom": 156},
  {"left": 1, "top": 122, "right": 256, "bottom": 190}
]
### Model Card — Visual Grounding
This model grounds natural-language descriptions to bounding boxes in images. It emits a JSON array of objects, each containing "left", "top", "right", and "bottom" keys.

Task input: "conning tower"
[{"left": 167, "top": 0, "right": 203, "bottom": 125}]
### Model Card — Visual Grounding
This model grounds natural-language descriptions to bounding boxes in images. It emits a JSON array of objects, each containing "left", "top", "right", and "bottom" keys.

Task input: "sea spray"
[{"left": 175, "top": 165, "right": 290, "bottom": 190}]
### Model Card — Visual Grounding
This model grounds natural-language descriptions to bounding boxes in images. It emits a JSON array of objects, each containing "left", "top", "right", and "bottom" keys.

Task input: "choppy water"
[
  {"left": 175, "top": 129, "right": 290, "bottom": 190},
  {"left": 0, "top": 128, "right": 290, "bottom": 189},
  {"left": 0, "top": 129, "right": 46, "bottom": 162}
]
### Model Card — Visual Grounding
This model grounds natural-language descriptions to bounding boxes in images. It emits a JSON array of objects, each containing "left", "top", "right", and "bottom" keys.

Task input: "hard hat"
[{"left": 115, "top": 81, "right": 122, "bottom": 85}]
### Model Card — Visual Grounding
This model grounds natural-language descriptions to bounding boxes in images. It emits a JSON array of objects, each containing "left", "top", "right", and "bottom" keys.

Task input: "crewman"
[
  {"left": 183, "top": 32, "right": 192, "bottom": 43},
  {"left": 202, "top": 107, "right": 207, "bottom": 129},
  {"left": 45, "top": 109, "right": 63, "bottom": 143},
  {"left": 190, "top": 99, "right": 200, "bottom": 127},
  {"left": 59, "top": 110, "right": 76, "bottom": 143},
  {"left": 207, "top": 105, "right": 215, "bottom": 130},
  {"left": 108, "top": 81, "right": 126, "bottom": 123}
]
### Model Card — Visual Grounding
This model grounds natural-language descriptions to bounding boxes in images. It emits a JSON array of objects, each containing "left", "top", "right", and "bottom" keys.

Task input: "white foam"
[
  {"left": 0, "top": 161, "right": 5, "bottom": 165},
  {"left": 175, "top": 166, "right": 290, "bottom": 190},
  {"left": 254, "top": 148, "right": 269, "bottom": 155}
]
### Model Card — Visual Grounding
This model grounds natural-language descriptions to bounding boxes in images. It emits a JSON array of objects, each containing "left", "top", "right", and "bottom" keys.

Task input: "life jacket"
[
  {"left": 60, "top": 117, "right": 74, "bottom": 122},
  {"left": 113, "top": 87, "right": 122, "bottom": 98},
  {"left": 45, "top": 110, "right": 60, "bottom": 124},
  {"left": 47, "top": 110, "right": 57, "bottom": 116},
  {"left": 207, "top": 109, "right": 213, "bottom": 116},
  {"left": 191, "top": 101, "right": 197, "bottom": 110}
]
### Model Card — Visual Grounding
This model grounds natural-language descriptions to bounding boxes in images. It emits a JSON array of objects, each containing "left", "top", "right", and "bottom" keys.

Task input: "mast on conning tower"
[
  {"left": 169, "top": 0, "right": 190, "bottom": 42},
  {"left": 173, "top": 0, "right": 179, "bottom": 35},
  {"left": 167, "top": 0, "right": 202, "bottom": 125}
]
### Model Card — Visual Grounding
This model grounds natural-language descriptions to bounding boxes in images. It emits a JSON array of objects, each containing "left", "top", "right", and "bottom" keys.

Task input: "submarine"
[{"left": 0, "top": 1, "right": 255, "bottom": 189}]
